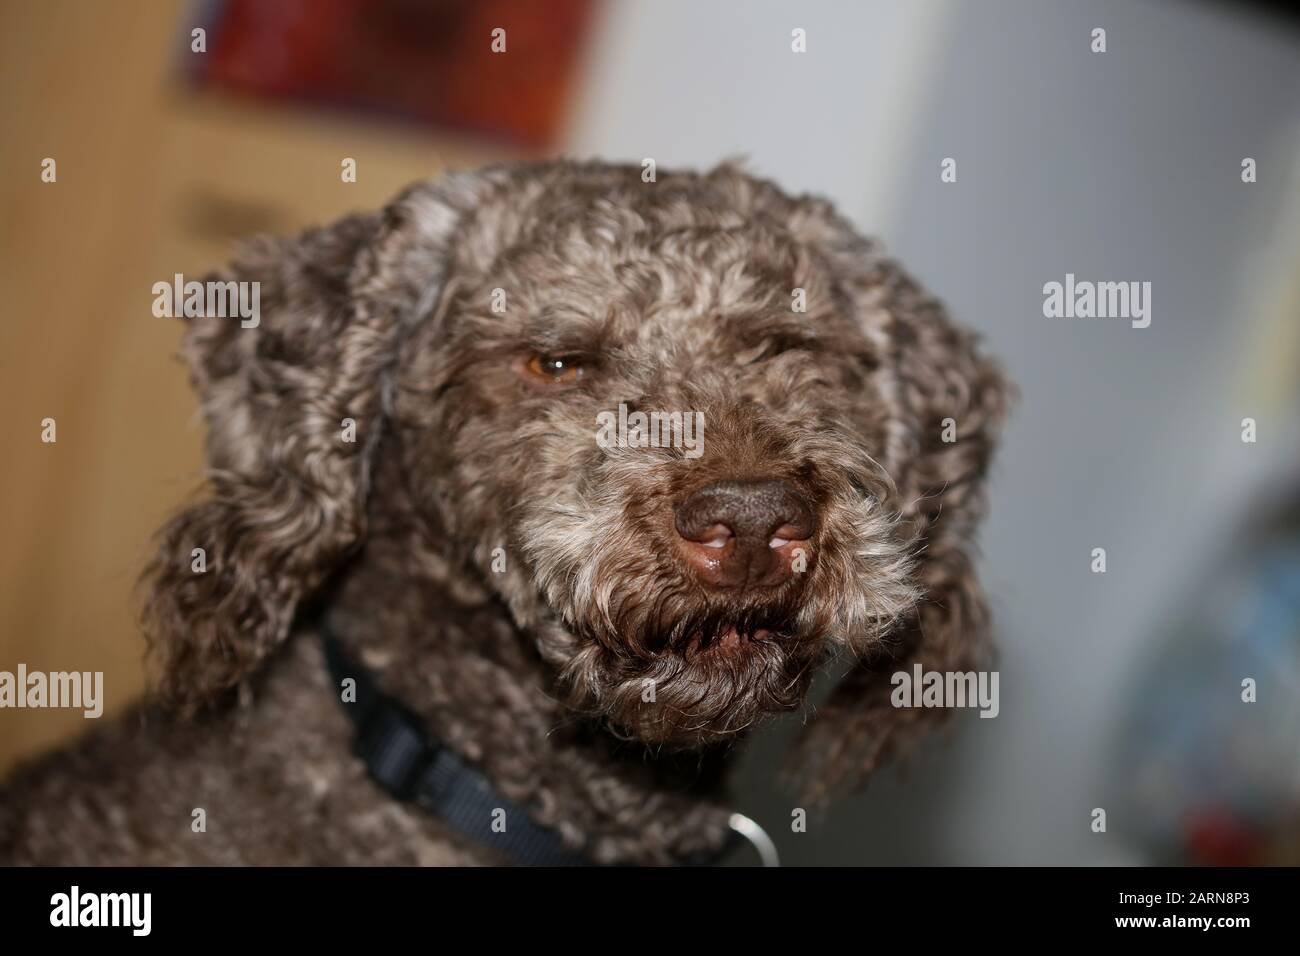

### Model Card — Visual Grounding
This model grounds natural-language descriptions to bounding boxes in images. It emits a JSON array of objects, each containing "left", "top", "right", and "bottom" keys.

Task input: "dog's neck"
[{"left": 319, "top": 491, "right": 737, "bottom": 865}]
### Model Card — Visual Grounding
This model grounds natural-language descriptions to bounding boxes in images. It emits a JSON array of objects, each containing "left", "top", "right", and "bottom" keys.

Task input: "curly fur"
[{"left": 0, "top": 160, "right": 1009, "bottom": 864}]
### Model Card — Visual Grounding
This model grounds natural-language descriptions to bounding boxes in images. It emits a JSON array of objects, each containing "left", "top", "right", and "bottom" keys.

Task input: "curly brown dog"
[{"left": 0, "top": 161, "right": 1008, "bottom": 865}]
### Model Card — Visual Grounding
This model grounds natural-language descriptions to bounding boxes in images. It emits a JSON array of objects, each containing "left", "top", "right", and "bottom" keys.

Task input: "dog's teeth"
[{"left": 769, "top": 537, "right": 789, "bottom": 548}]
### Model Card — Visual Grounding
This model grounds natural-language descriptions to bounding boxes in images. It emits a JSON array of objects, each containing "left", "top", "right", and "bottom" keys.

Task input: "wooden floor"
[{"left": 0, "top": 1, "right": 509, "bottom": 772}]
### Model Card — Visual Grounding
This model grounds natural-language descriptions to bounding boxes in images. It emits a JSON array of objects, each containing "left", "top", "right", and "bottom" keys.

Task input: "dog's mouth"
[
  {"left": 543, "top": 584, "right": 823, "bottom": 745},
  {"left": 634, "top": 595, "right": 802, "bottom": 657},
  {"left": 615, "top": 620, "right": 818, "bottom": 745},
  {"left": 684, "top": 625, "right": 776, "bottom": 657}
]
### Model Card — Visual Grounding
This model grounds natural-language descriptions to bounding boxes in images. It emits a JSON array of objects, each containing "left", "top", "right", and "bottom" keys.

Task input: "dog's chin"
[{"left": 561, "top": 625, "right": 823, "bottom": 749}]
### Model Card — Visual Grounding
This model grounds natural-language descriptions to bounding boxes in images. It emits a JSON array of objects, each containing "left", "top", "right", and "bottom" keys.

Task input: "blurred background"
[{"left": 1, "top": 0, "right": 1297, "bottom": 865}]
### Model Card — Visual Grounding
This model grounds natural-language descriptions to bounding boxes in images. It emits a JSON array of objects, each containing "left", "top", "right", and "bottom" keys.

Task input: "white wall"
[{"left": 566, "top": 0, "right": 953, "bottom": 232}]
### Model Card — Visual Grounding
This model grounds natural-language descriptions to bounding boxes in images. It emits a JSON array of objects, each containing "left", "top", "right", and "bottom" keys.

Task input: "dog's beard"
[
  {"left": 531, "top": 586, "right": 828, "bottom": 746},
  {"left": 553, "top": 619, "right": 823, "bottom": 747}
]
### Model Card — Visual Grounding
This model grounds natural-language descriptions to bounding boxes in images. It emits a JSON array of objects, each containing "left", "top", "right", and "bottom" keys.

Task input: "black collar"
[{"left": 320, "top": 627, "right": 768, "bottom": 866}]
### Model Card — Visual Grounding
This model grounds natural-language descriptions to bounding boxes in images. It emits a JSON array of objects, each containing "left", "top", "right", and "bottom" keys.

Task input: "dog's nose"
[{"left": 674, "top": 479, "right": 814, "bottom": 588}]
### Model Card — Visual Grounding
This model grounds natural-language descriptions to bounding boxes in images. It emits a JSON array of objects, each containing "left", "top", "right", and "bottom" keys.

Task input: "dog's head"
[{"left": 142, "top": 161, "right": 1008, "bottom": 795}]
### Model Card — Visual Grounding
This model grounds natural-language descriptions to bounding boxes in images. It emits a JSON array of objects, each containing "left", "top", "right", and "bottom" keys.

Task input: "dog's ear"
[
  {"left": 140, "top": 172, "right": 500, "bottom": 712},
  {"left": 777, "top": 195, "right": 1012, "bottom": 802}
]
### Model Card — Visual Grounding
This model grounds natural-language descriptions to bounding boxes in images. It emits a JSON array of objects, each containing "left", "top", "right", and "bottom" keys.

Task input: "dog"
[{"left": 0, "top": 161, "right": 1008, "bottom": 865}]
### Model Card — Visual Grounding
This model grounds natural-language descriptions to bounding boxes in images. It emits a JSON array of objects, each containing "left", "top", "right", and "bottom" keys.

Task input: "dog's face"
[
  {"left": 143, "top": 161, "right": 1007, "bottom": 794},
  {"left": 395, "top": 176, "right": 918, "bottom": 746}
]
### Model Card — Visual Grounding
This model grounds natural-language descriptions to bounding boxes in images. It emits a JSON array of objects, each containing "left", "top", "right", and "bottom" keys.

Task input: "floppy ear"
[
  {"left": 141, "top": 172, "right": 498, "bottom": 712},
  {"left": 781, "top": 197, "right": 1012, "bottom": 802}
]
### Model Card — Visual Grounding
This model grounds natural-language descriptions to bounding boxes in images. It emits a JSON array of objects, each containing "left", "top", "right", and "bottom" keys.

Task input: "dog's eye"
[{"left": 519, "top": 353, "right": 585, "bottom": 385}]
